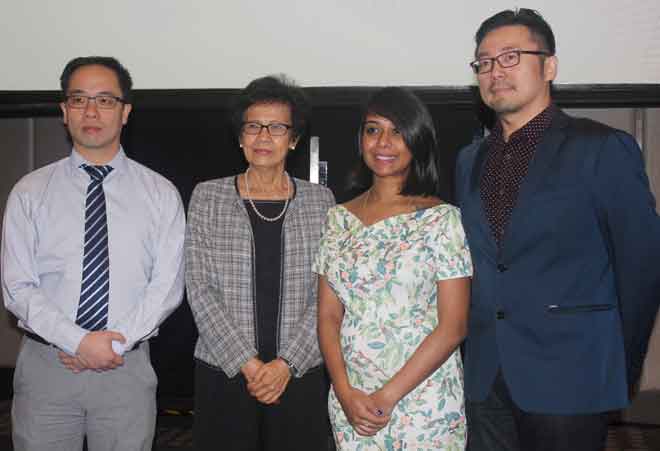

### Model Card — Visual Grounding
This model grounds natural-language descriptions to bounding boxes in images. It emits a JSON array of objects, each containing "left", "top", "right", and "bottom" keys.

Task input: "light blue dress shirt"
[{"left": 1, "top": 148, "right": 185, "bottom": 355}]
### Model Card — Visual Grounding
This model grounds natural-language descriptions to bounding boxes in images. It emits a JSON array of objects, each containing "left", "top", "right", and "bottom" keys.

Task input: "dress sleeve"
[
  {"left": 433, "top": 207, "right": 473, "bottom": 281},
  {"left": 312, "top": 207, "right": 338, "bottom": 276}
]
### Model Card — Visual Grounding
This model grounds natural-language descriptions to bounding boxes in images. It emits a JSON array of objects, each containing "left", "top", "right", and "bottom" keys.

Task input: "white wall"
[{"left": 2, "top": 0, "right": 660, "bottom": 90}]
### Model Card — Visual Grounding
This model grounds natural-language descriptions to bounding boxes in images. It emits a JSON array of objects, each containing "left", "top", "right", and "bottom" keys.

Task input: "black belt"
[{"left": 25, "top": 331, "right": 144, "bottom": 352}]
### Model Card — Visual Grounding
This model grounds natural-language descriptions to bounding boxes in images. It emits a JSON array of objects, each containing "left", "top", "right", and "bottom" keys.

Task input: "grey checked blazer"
[{"left": 185, "top": 176, "right": 335, "bottom": 377}]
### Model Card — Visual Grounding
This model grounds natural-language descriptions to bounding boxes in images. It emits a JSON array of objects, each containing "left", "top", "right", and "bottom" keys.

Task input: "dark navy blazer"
[{"left": 455, "top": 110, "right": 660, "bottom": 414}]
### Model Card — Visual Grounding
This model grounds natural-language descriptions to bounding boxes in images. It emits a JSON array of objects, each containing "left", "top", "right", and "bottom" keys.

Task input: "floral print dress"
[{"left": 314, "top": 204, "right": 472, "bottom": 451}]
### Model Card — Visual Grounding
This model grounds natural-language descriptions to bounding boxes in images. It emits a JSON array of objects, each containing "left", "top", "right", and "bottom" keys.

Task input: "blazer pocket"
[{"left": 547, "top": 303, "right": 615, "bottom": 314}]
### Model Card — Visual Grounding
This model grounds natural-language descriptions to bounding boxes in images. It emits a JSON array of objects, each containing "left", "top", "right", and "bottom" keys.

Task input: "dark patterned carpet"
[{"left": 1, "top": 400, "right": 659, "bottom": 450}]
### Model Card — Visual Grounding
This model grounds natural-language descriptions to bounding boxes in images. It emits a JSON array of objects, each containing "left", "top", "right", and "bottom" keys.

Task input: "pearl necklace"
[{"left": 244, "top": 167, "right": 290, "bottom": 222}]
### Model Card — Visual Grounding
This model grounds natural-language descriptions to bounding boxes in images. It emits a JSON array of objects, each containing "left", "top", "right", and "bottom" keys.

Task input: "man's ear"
[
  {"left": 121, "top": 103, "right": 132, "bottom": 125},
  {"left": 60, "top": 102, "right": 68, "bottom": 125},
  {"left": 544, "top": 55, "right": 558, "bottom": 82}
]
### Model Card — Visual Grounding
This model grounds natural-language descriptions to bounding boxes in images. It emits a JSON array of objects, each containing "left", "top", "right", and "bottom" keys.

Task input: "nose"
[
  {"left": 377, "top": 130, "right": 392, "bottom": 147},
  {"left": 84, "top": 98, "right": 100, "bottom": 117},
  {"left": 490, "top": 60, "right": 506, "bottom": 79},
  {"left": 256, "top": 125, "right": 272, "bottom": 139}
]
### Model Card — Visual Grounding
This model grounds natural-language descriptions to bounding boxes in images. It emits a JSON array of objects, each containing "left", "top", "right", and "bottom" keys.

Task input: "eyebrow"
[
  {"left": 244, "top": 121, "right": 289, "bottom": 125},
  {"left": 363, "top": 120, "right": 391, "bottom": 130},
  {"left": 476, "top": 45, "right": 518, "bottom": 58},
  {"left": 67, "top": 89, "right": 119, "bottom": 96}
]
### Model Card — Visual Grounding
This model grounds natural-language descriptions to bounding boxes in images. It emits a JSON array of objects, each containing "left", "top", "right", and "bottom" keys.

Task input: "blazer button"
[
  {"left": 497, "top": 263, "right": 508, "bottom": 272},
  {"left": 496, "top": 310, "right": 506, "bottom": 320}
]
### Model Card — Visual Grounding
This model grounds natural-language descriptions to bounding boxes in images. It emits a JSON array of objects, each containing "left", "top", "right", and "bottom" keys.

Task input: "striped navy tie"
[{"left": 76, "top": 164, "right": 113, "bottom": 331}]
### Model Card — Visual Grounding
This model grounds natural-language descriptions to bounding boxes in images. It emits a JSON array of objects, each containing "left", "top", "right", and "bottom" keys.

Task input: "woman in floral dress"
[{"left": 315, "top": 87, "right": 472, "bottom": 450}]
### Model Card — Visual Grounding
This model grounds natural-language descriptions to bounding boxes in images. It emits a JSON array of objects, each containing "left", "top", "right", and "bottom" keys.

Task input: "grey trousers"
[{"left": 12, "top": 337, "right": 157, "bottom": 451}]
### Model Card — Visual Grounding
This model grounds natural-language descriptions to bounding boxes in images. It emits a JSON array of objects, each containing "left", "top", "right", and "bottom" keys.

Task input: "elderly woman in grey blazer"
[{"left": 185, "top": 75, "right": 335, "bottom": 451}]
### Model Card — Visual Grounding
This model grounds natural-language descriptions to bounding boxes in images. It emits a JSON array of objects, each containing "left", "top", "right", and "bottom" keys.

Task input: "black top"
[{"left": 240, "top": 179, "right": 297, "bottom": 362}]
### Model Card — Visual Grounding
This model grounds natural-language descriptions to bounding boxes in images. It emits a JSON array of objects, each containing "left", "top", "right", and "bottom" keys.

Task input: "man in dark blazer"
[{"left": 455, "top": 8, "right": 660, "bottom": 451}]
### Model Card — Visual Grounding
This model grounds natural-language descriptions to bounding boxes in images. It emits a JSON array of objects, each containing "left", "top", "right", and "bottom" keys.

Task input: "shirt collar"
[
  {"left": 69, "top": 147, "right": 127, "bottom": 180},
  {"left": 488, "top": 103, "right": 557, "bottom": 147}
]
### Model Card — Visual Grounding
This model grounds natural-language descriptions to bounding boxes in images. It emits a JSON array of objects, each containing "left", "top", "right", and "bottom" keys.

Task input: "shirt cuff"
[
  {"left": 111, "top": 340, "right": 126, "bottom": 356},
  {"left": 59, "top": 324, "right": 89, "bottom": 356}
]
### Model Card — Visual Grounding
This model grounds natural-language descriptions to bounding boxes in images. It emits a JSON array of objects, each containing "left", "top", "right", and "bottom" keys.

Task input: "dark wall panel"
[{"left": 120, "top": 102, "right": 481, "bottom": 402}]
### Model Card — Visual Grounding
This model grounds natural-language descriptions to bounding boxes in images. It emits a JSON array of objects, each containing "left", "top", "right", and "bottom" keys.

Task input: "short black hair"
[
  {"left": 475, "top": 8, "right": 556, "bottom": 56},
  {"left": 231, "top": 74, "right": 310, "bottom": 140},
  {"left": 347, "top": 87, "right": 441, "bottom": 198},
  {"left": 60, "top": 56, "right": 133, "bottom": 103}
]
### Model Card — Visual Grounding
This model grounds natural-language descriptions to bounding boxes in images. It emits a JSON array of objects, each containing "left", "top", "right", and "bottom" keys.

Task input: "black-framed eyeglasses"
[
  {"left": 241, "top": 122, "right": 292, "bottom": 136},
  {"left": 65, "top": 94, "right": 126, "bottom": 109},
  {"left": 470, "top": 50, "right": 550, "bottom": 75}
]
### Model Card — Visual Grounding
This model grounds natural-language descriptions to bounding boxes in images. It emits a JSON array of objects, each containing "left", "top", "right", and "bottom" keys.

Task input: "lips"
[
  {"left": 82, "top": 126, "right": 102, "bottom": 134},
  {"left": 375, "top": 154, "right": 396, "bottom": 161},
  {"left": 490, "top": 84, "right": 514, "bottom": 94}
]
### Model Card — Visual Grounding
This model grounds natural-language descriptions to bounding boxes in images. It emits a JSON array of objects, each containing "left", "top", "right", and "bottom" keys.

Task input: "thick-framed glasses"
[
  {"left": 470, "top": 50, "right": 550, "bottom": 75},
  {"left": 65, "top": 94, "right": 125, "bottom": 109},
  {"left": 242, "top": 122, "right": 292, "bottom": 136}
]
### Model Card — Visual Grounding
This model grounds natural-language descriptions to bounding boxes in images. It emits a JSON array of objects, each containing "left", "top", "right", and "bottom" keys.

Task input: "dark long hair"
[{"left": 347, "top": 87, "right": 441, "bottom": 197}]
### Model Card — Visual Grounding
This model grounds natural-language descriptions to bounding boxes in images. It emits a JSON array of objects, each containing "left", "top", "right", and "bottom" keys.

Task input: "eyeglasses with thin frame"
[
  {"left": 65, "top": 94, "right": 126, "bottom": 109},
  {"left": 242, "top": 122, "right": 292, "bottom": 137},
  {"left": 470, "top": 49, "right": 550, "bottom": 75}
]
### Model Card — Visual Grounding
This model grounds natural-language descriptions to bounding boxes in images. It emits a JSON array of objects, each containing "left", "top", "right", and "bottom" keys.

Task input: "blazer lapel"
[
  {"left": 500, "top": 111, "right": 571, "bottom": 255},
  {"left": 468, "top": 139, "right": 499, "bottom": 257}
]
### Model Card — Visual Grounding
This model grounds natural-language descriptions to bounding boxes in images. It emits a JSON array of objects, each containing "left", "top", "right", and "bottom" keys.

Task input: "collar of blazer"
[
  {"left": 471, "top": 109, "right": 571, "bottom": 189},
  {"left": 469, "top": 109, "right": 572, "bottom": 256}
]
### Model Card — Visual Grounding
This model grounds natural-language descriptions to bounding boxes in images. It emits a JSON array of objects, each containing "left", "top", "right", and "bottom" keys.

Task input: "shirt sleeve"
[
  {"left": 1, "top": 186, "right": 87, "bottom": 355},
  {"left": 110, "top": 183, "right": 186, "bottom": 353},
  {"left": 433, "top": 207, "right": 473, "bottom": 281}
]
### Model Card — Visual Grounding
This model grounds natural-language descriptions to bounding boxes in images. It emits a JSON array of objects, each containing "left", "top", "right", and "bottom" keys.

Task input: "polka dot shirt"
[{"left": 480, "top": 104, "right": 557, "bottom": 247}]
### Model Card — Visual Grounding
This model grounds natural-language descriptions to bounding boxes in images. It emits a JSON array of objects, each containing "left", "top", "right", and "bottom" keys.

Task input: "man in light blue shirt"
[{"left": 1, "top": 56, "right": 185, "bottom": 451}]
